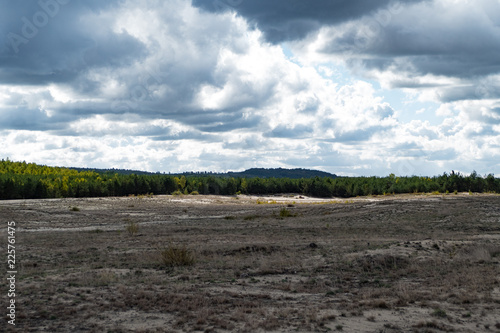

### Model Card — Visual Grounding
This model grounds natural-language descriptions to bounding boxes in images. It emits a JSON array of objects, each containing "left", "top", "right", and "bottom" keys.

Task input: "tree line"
[{"left": 0, "top": 159, "right": 498, "bottom": 200}]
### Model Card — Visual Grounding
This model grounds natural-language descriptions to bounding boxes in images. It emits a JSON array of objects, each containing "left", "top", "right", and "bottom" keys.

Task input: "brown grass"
[
  {"left": 158, "top": 244, "right": 196, "bottom": 267},
  {"left": 5, "top": 194, "right": 500, "bottom": 332}
]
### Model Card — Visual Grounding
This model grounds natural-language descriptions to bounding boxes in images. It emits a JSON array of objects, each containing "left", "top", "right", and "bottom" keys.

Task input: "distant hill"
[
  {"left": 169, "top": 168, "right": 337, "bottom": 179},
  {"left": 70, "top": 167, "right": 337, "bottom": 179},
  {"left": 225, "top": 168, "right": 337, "bottom": 179}
]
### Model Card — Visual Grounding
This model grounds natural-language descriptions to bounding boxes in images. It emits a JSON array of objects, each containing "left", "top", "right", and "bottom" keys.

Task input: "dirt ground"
[{"left": 1, "top": 193, "right": 500, "bottom": 332}]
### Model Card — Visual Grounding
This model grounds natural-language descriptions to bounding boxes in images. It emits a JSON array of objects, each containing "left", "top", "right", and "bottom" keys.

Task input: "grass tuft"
[
  {"left": 279, "top": 207, "right": 296, "bottom": 218},
  {"left": 159, "top": 245, "right": 196, "bottom": 267},
  {"left": 431, "top": 308, "right": 447, "bottom": 318},
  {"left": 126, "top": 221, "right": 139, "bottom": 235}
]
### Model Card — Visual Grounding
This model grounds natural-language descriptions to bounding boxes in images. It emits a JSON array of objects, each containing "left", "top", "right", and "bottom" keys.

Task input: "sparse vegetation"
[
  {"left": 125, "top": 221, "right": 139, "bottom": 235},
  {"left": 5, "top": 192, "right": 500, "bottom": 332},
  {"left": 432, "top": 308, "right": 447, "bottom": 318},
  {"left": 158, "top": 244, "right": 196, "bottom": 267},
  {"left": 279, "top": 207, "right": 296, "bottom": 218}
]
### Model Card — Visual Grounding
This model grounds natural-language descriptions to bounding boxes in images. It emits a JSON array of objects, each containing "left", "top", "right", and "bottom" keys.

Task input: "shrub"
[
  {"left": 432, "top": 308, "right": 447, "bottom": 318},
  {"left": 190, "top": 191, "right": 199, "bottom": 195},
  {"left": 279, "top": 207, "right": 296, "bottom": 218},
  {"left": 171, "top": 190, "right": 183, "bottom": 196},
  {"left": 126, "top": 221, "right": 139, "bottom": 235},
  {"left": 159, "top": 245, "right": 195, "bottom": 267},
  {"left": 70, "top": 206, "right": 80, "bottom": 211}
]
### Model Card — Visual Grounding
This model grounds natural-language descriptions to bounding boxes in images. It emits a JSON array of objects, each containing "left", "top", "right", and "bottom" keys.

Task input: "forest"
[
  {"left": 0, "top": 159, "right": 499, "bottom": 200},
  {"left": 70, "top": 167, "right": 337, "bottom": 179}
]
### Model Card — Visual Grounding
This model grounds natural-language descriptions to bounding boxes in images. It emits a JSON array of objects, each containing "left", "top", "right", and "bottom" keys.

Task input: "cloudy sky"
[{"left": 1, "top": 0, "right": 499, "bottom": 176}]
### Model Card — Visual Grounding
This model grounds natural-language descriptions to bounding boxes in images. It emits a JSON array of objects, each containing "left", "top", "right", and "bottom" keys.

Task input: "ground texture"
[{"left": 1, "top": 193, "right": 500, "bottom": 332}]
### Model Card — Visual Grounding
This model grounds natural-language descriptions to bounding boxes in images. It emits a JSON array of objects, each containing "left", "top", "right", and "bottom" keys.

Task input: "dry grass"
[
  {"left": 4, "top": 194, "right": 500, "bottom": 332},
  {"left": 125, "top": 220, "right": 139, "bottom": 235},
  {"left": 158, "top": 244, "right": 196, "bottom": 267}
]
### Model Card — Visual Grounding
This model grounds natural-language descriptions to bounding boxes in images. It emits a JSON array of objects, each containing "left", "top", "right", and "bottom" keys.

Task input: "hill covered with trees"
[
  {"left": 0, "top": 159, "right": 498, "bottom": 200},
  {"left": 70, "top": 167, "right": 337, "bottom": 179},
  {"left": 177, "top": 168, "right": 336, "bottom": 179}
]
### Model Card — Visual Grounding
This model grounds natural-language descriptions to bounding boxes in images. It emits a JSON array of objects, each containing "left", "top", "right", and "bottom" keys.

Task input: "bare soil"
[{"left": 1, "top": 193, "right": 500, "bottom": 332}]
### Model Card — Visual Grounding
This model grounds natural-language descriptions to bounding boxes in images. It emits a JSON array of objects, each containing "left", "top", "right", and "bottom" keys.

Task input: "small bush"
[
  {"left": 159, "top": 245, "right": 195, "bottom": 267},
  {"left": 126, "top": 221, "right": 139, "bottom": 235},
  {"left": 279, "top": 207, "right": 296, "bottom": 218},
  {"left": 172, "top": 190, "right": 183, "bottom": 196},
  {"left": 432, "top": 308, "right": 447, "bottom": 318},
  {"left": 190, "top": 191, "right": 199, "bottom": 195},
  {"left": 70, "top": 206, "right": 80, "bottom": 211}
]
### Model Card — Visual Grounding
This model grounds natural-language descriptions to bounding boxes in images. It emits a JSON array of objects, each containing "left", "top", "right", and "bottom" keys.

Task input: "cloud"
[
  {"left": 333, "top": 125, "right": 388, "bottom": 143},
  {"left": 192, "top": 0, "right": 423, "bottom": 43},
  {"left": 0, "top": 0, "right": 498, "bottom": 176},
  {"left": 311, "top": 0, "right": 500, "bottom": 79},
  {"left": 0, "top": 0, "right": 133, "bottom": 83},
  {"left": 289, "top": 0, "right": 500, "bottom": 138},
  {"left": 264, "top": 124, "right": 313, "bottom": 138}
]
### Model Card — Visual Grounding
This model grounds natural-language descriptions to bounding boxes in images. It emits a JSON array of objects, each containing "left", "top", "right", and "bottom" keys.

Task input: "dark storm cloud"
[
  {"left": 192, "top": 0, "right": 423, "bottom": 43},
  {"left": 328, "top": 33, "right": 500, "bottom": 81},
  {"left": 0, "top": 106, "right": 63, "bottom": 131},
  {"left": 0, "top": 0, "right": 227, "bottom": 132},
  {"left": 0, "top": 0, "right": 147, "bottom": 86},
  {"left": 437, "top": 85, "right": 500, "bottom": 103},
  {"left": 318, "top": 0, "right": 500, "bottom": 96}
]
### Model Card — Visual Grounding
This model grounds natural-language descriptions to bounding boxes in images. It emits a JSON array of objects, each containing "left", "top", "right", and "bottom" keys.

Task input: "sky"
[{"left": 0, "top": 0, "right": 499, "bottom": 176}]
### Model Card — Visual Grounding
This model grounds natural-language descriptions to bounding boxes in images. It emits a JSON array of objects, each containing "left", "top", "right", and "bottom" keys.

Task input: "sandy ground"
[{"left": 1, "top": 193, "right": 500, "bottom": 332}]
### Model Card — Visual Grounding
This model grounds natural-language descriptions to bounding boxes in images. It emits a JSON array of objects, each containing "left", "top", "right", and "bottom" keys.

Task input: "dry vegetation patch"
[{"left": 2, "top": 194, "right": 499, "bottom": 332}]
